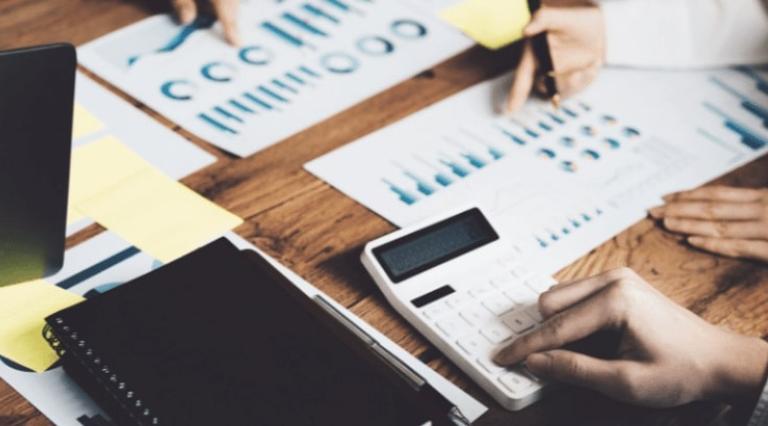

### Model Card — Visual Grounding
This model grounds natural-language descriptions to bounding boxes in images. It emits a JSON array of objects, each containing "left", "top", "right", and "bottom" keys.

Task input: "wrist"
[{"left": 706, "top": 334, "right": 768, "bottom": 403}]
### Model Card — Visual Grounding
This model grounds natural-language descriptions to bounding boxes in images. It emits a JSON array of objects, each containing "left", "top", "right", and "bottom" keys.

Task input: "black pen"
[{"left": 527, "top": 0, "right": 560, "bottom": 109}]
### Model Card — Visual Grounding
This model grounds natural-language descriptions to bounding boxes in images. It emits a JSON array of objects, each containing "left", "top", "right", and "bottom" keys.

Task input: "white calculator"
[{"left": 361, "top": 207, "right": 557, "bottom": 411}]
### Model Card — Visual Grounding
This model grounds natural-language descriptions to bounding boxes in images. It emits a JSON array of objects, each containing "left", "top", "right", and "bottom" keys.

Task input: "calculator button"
[
  {"left": 469, "top": 283, "right": 495, "bottom": 299},
  {"left": 459, "top": 303, "right": 494, "bottom": 326},
  {"left": 502, "top": 311, "right": 536, "bottom": 334},
  {"left": 510, "top": 265, "right": 531, "bottom": 279},
  {"left": 481, "top": 294, "right": 515, "bottom": 316},
  {"left": 525, "top": 276, "right": 557, "bottom": 292},
  {"left": 499, "top": 372, "right": 535, "bottom": 395},
  {"left": 456, "top": 334, "right": 491, "bottom": 356},
  {"left": 445, "top": 292, "right": 472, "bottom": 309},
  {"left": 422, "top": 301, "right": 450, "bottom": 320},
  {"left": 479, "top": 322, "right": 513, "bottom": 344},
  {"left": 435, "top": 314, "right": 471, "bottom": 338},
  {"left": 524, "top": 305, "right": 544, "bottom": 323},
  {"left": 477, "top": 356, "right": 506, "bottom": 375},
  {"left": 502, "top": 285, "right": 538, "bottom": 306}
]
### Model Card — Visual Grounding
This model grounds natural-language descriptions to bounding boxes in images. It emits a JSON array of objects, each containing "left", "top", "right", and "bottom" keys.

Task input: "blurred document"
[
  {"left": 78, "top": 0, "right": 472, "bottom": 156},
  {"left": 307, "top": 67, "right": 768, "bottom": 275}
]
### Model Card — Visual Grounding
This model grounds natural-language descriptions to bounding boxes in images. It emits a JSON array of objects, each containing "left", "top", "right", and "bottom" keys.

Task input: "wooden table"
[{"left": 2, "top": 1, "right": 768, "bottom": 425}]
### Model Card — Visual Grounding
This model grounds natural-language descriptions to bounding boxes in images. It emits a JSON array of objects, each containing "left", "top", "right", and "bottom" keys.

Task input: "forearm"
[{"left": 598, "top": 0, "right": 768, "bottom": 69}]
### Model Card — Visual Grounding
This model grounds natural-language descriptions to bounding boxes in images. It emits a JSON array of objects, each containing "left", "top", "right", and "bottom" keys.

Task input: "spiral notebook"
[{"left": 43, "top": 238, "right": 466, "bottom": 426}]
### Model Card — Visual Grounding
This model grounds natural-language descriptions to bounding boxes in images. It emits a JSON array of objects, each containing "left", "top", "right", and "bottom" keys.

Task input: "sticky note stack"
[
  {"left": 68, "top": 136, "right": 243, "bottom": 262},
  {"left": 0, "top": 281, "right": 84, "bottom": 372},
  {"left": 441, "top": 0, "right": 531, "bottom": 50}
]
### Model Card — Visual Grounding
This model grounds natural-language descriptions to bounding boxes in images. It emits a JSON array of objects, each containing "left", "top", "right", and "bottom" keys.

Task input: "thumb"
[{"left": 526, "top": 350, "right": 625, "bottom": 395}]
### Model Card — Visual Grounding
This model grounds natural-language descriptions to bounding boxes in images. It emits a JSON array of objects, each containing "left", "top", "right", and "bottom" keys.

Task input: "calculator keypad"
[{"left": 417, "top": 254, "right": 555, "bottom": 400}]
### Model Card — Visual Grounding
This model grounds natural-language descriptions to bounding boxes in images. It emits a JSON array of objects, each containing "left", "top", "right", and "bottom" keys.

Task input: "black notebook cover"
[{"left": 44, "top": 239, "right": 446, "bottom": 426}]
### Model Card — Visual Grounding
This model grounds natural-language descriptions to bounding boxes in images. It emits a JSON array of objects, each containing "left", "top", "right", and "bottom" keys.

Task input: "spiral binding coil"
[{"left": 43, "top": 318, "right": 160, "bottom": 426}]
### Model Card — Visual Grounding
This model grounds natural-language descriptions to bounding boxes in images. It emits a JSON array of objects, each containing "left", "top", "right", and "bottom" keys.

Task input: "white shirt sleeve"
[{"left": 598, "top": 0, "right": 768, "bottom": 69}]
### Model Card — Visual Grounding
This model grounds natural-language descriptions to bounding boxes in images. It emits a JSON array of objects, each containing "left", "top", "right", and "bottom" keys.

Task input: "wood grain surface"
[{"left": 1, "top": 1, "right": 767, "bottom": 425}]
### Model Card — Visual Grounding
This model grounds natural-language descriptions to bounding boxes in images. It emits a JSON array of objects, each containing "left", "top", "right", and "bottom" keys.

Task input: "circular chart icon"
[
  {"left": 238, "top": 45, "right": 273, "bottom": 66},
  {"left": 160, "top": 80, "right": 197, "bottom": 101},
  {"left": 391, "top": 19, "right": 428, "bottom": 39},
  {"left": 356, "top": 36, "right": 395, "bottom": 56},
  {"left": 320, "top": 52, "right": 360, "bottom": 74},
  {"left": 201, "top": 62, "right": 237, "bottom": 82}
]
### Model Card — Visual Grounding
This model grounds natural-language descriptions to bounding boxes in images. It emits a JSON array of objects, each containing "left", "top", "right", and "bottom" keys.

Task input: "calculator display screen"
[{"left": 373, "top": 208, "right": 499, "bottom": 283}]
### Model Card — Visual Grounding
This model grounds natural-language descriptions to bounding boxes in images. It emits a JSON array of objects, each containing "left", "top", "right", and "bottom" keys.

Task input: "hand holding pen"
[{"left": 506, "top": 4, "right": 606, "bottom": 113}]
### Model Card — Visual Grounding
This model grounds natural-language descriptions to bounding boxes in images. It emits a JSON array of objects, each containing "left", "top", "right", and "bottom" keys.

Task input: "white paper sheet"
[
  {"left": 78, "top": 0, "right": 472, "bottom": 157},
  {"left": 67, "top": 73, "right": 216, "bottom": 236},
  {"left": 0, "top": 231, "right": 485, "bottom": 425},
  {"left": 306, "top": 67, "right": 768, "bottom": 275}
]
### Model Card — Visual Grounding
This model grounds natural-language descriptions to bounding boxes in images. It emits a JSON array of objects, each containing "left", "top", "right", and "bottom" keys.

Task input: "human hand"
[
  {"left": 507, "top": 4, "right": 605, "bottom": 112},
  {"left": 170, "top": 0, "right": 240, "bottom": 45},
  {"left": 493, "top": 268, "right": 768, "bottom": 406},
  {"left": 650, "top": 186, "right": 768, "bottom": 263}
]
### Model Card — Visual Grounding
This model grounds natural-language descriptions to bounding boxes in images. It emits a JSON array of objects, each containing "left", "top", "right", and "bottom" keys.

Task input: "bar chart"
[
  {"left": 307, "top": 67, "right": 768, "bottom": 275},
  {"left": 79, "top": 0, "right": 472, "bottom": 156}
]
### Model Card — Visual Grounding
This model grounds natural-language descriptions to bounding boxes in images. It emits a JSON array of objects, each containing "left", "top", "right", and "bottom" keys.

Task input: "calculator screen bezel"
[{"left": 372, "top": 208, "right": 499, "bottom": 284}]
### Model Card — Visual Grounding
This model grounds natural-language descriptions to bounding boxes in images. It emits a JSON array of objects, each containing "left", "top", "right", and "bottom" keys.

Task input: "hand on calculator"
[{"left": 493, "top": 268, "right": 768, "bottom": 407}]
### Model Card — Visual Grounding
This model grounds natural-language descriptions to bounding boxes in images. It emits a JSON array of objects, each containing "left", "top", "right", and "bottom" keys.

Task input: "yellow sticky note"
[
  {"left": 69, "top": 136, "right": 150, "bottom": 207},
  {"left": 0, "top": 281, "right": 84, "bottom": 372},
  {"left": 72, "top": 104, "right": 105, "bottom": 139},
  {"left": 441, "top": 0, "right": 531, "bottom": 50},
  {"left": 79, "top": 168, "right": 243, "bottom": 263},
  {"left": 66, "top": 207, "right": 86, "bottom": 225}
]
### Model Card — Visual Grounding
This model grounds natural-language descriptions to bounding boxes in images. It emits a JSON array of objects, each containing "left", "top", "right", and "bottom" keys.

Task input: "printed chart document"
[
  {"left": 78, "top": 0, "right": 473, "bottom": 157},
  {"left": 0, "top": 231, "right": 486, "bottom": 425},
  {"left": 307, "top": 67, "right": 768, "bottom": 275},
  {"left": 68, "top": 73, "right": 216, "bottom": 235}
]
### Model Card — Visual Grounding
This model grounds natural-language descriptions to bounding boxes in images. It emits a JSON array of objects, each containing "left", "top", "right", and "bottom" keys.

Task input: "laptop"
[{"left": 0, "top": 44, "right": 76, "bottom": 286}]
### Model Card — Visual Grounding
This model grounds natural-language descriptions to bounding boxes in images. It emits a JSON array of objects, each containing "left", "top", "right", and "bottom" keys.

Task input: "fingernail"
[
  {"left": 525, "top": 353, "right": 551, "bottom": 372},
  {"left": 688, "top": 236, "right": 704, "bottom": 245},
  {"left": 662, "top": 194, "right": 676, "bottom": 202},
  {"left": 648, "top": 207, "right": 664, "bottom": 218},
  {"left": 492, "top": 351, "right": 508, "bottom": 365}
]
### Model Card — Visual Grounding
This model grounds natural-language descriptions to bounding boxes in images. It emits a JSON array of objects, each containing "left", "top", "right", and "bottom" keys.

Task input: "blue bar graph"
[
  {"left": 497, "top": 127, "right": 526, "bottom": 145},
  {"left": 704, "top": 102, "right": 768, "bottom": 150},
  {"left": 213, "top": 106, "right": 244, "bottom": 123},
  {"left": 243, "top": 92, "right": 274, "bottom": 110},
  {"left": 711, "top": 76, "right": 768, "bottom": 129},
  {"left": 487, "top": 146, "right": 504, "bottom": 160},
  {"left": 259, "top": 85, "right": 290, "bottom": 103},
  {"left": 282, "top": 12, "right": 329, "bottom": 37},
  {"left": 461, "top": 151, "right": 486, "bottom": 169},
  {"left": 435, "top": 173, "right": 453, "bottom": 187},
  {"left": 403, "top": 170, "right": 436, "bottom": 196},
  {"left": 547, "top": 112, "right": 566, "bottom": 125},
  {"left": 383, "top": 179, "right": 418, "bottom": 205},
  {"left": 562, "top": 106, "right": 578, "bottom": 118},
  {"left": 199, "top": 113, "right": 238, "bottom": 134},
  {"left": 261, "top": 21, "right": 313, "bottom": 49},
  {"left": 228, "top": 99, "right": 255, "bottom": 114},
  {"left": 737, "top": 67, "right": 768, "bottom": 97},
  {"left": 440, "top": 159, "right": 471, "bottom": 177},
  {"left": 303, "top": 3, "right": 340, "bottom": 24},
  {"left": 272, "top": 78, "right": 298, "bottom": 94},
  {"left": 285, "top": 72, "right": 308, "bottom": 86}
]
